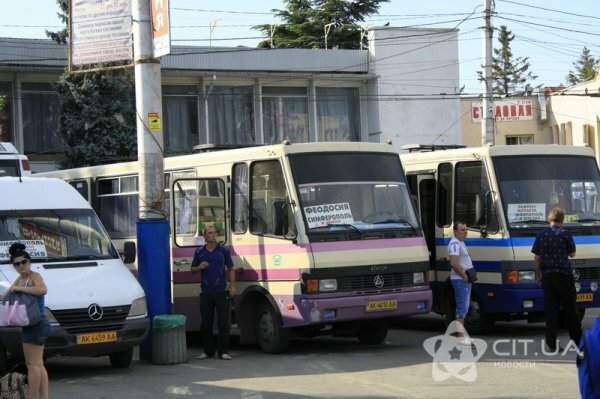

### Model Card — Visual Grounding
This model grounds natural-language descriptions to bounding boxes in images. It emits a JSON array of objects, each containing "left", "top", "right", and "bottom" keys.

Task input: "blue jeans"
[
  {"left": 200, "top": 291, "right": 231, "bottom": 357},
  {"left": 451, "top": 279, "right": 472, "bottom": 319}
]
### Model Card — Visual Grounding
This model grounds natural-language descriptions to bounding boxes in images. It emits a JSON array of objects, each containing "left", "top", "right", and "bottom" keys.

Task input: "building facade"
[{"left": 0, "top": 28, "right": 461, "bottom": 173}]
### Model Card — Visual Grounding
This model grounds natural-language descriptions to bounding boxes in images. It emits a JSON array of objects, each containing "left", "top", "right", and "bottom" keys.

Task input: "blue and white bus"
[{"left": 400, "top": 144, "right": 600, "bottom": 333}]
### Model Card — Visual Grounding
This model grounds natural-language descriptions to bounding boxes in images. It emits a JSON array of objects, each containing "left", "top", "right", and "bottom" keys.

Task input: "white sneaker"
[
  {"left": 219, "top": 353, "right": 232, "bottom": 360},
  {"left": 458, "top": 337, "right": 473, "bottom": 346}
]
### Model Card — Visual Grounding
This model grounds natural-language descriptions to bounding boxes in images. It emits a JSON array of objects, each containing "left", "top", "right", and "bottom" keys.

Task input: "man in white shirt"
[{"left": 448, "top": 221, "right": 475, "bottom": 345}]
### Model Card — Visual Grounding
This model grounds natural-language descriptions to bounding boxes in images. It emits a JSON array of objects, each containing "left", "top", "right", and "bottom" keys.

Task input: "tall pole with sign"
[{"left": 132, "top": 0, "right": 171, "bottom": 360}]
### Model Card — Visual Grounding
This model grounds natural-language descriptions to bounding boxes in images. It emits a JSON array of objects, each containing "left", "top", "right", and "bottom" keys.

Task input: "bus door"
[
  {"left": 171, "top": 176, "right": 228, "bottom": 328},
  {"left": 406, "top": 172, "right": 440, "bottom": 296}
]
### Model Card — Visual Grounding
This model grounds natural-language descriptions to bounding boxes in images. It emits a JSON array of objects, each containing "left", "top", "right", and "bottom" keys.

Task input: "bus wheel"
[
  {"left": 0, "top": 341, "right": 7, "bottom": 374},
  {"left": 356, "top": 320, "right": 388, "bottom": 345},
  {"left": 465, "top": 297, "right": 494, "bottom": 335},
  {"left": 109, "top": 347, "right": 134, "bottom": 368},
  {"left": 256, "top": 302, "right": 290, "bottom": 354}
]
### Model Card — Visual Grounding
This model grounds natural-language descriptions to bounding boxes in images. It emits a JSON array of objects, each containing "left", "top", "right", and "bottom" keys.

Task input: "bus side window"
[
  {"left": 454, "top": 161, "right": 490, "bottom": 227},
  {"left": 232, "top": 163, "right": 249, "bottom": 233}
]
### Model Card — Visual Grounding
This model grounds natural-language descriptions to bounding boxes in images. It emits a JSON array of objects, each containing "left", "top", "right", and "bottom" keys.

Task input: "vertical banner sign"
[
  {"left": 70, "top": 0, "right": 133, "bottom": 66},
  {"left": 151, "top": 0, "right": 171, "bottom": 57}
]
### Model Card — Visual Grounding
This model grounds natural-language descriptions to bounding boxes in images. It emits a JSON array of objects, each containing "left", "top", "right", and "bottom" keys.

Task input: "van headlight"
[
  {"left": 128, "top": 296, "right": 148, "bottom": 317},
  {"left": 44, "top": 308, "right": 58, "bottom": 324}
]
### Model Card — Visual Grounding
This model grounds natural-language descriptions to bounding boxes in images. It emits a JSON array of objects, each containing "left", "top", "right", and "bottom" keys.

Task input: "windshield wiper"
[
  {"left": 573, "top": 218, "right": 600, "bottom": 223},
  {"left": 326, "top": 223, "right": 362, "bottom": 233},
  {"left": 513, "top": 219, "right": 548, "bottom": 225},
  {"left": 370, "top": 218, "right": 417, "bottom": 231}
]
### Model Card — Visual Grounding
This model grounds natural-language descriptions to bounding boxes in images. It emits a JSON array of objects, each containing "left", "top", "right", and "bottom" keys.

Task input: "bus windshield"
[
  {"left": 493, "top": 155, "right": 600, "bottom": 227},
  {"left": 289, "top": 153, "right": 419, "bottom": 230},
  {"left": 0, "top": 209, "right": 119, "bottom": 263}
]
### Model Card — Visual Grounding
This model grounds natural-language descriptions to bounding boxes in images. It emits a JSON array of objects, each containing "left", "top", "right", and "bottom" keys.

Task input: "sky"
[{"left": 1, "top": 0, "right": 599, "bottom": 95}]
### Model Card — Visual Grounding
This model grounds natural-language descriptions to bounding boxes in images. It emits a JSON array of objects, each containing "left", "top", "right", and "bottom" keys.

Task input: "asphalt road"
[{"left": 42, "top": 309, "right": 597, "bottom": 399}]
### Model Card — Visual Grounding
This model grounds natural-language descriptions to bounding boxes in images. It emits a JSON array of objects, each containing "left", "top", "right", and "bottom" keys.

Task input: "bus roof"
[
  {"left": 38, "top": 141, "right": 400, "bottom": 179},
  {"left": 0, "top": 177, "right": 91, "bottom": 210},
  {"left": 400, "top": 144, "right": 595, "bottom": 164}
]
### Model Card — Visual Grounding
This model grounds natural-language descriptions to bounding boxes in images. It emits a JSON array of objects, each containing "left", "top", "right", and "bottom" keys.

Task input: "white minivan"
[{"left": 0, "top": 177, "right": 149, "bottom": 372}]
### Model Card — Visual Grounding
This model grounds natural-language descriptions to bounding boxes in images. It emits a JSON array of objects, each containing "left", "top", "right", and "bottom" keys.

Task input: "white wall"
[{"left": 368, "top": 27, "right": 461, "bottom": 151}]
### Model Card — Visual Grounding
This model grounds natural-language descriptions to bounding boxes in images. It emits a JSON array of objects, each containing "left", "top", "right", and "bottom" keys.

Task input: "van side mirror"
[{"left": 122, "top": 241, "right": 136, "bottom": 264}]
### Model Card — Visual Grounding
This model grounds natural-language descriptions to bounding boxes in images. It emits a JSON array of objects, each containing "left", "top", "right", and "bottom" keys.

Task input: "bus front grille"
[{"left": 339, "top": 273, "right": 415, "bottom": 292}]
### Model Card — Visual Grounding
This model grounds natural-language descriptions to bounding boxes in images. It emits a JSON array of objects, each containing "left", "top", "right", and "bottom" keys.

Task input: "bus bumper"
[
  {"left": 475, "top": 282, "right": 600, "bottom": 313},
  {"left": 282, "top": 287, "right": 432, "bottom": 327}
]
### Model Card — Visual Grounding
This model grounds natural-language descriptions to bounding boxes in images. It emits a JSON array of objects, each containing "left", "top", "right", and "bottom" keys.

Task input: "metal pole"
[
  {"left": 132, "top": 0, "right": 171, "bottom": 361},
  {"left": 482, "top": 0, "right": 494, "bottom": 146}
]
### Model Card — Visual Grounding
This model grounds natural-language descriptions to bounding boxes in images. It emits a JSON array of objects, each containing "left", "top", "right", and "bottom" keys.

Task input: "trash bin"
[{"left": 152, "top": 314, "right": 187, "bottom": 365}]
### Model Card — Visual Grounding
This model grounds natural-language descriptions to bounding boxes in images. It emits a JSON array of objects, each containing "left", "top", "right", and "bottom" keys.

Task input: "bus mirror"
[
  {"left": 123, "top": 241, "right": 136, "bottom": 264},
  {"left": 483, "top": 190, "right": 499, "bottom": 236},
  {"left": 271, "top": 200, "right": 297, "bottom": 240}
]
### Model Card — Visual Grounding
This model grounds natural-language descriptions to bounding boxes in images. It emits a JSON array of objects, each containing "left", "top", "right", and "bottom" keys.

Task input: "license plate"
[
  {"left": 366, "top": 299, "right": 397, "bottom": 312},
  {"left": 77, "top": 331, "right": 117, "bottom": 345},
  {"left": 576, "top": 293, "right": 593, "bottom": 302}
]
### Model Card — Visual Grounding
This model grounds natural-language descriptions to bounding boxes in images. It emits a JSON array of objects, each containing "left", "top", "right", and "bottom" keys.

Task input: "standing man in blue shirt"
[
  {"left": 191, "top": 225, "right": 236, "bottom": 360},
  {"left": 531, "top": 207, "right": 582, "bottom": 351}
]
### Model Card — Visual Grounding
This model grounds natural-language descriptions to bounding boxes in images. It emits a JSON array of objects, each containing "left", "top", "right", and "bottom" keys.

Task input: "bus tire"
[
  {"left": 256, "top": 302, "right": 290, "bottom": 354},
  {"left": 443, "top": 285, "right": 493, "bottom": 335},
  {"left": 464, "top": 296, "right": 494, "bottom": 335},
  {"left": 0, "top": 340, "right": 7, "bottom": 374},
  {"left": 356, "top": 319, "right": 388, "bottom": 345},
  {"left": 109, "top": 347, "right": 134, "bottom": 368}
]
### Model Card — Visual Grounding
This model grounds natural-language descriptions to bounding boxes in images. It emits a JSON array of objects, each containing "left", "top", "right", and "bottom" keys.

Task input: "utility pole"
[
  {"left": 132, "top": 0, "right": 171, "bottom": 359},
  {"left": 482, "top": 0, "right": 495, "bottom": 146}
]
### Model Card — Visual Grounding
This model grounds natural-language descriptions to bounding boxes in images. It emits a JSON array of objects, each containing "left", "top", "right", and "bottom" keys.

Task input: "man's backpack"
[
  {"left": 578, "top": 315, "right": 600, "bottom": 399},
  {"left": 0, "top": 371, "right": 28, "bottom": 399}
]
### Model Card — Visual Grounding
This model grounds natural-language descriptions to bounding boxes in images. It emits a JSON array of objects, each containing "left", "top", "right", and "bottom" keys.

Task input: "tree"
[
  {"left": 253, "top": 0, "right": 389, "bottom": 49},
  {"left": 566, "top": 47, "right": 599, "bottom": 86},
  {"left": 48, "top": 0, "right": 137, "bottom": 168},
  {"left": 478, "top": 25, "right": 537, "bottom": 96}
]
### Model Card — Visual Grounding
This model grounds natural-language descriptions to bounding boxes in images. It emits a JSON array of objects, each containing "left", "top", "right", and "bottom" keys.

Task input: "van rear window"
[{"left": 0, "top": 159, "right": 19, "bottom": 177}]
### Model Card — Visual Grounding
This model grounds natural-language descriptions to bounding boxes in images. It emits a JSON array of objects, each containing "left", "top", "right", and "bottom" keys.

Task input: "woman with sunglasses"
[{"left": 8, "top": 242, "right": 50, "bottom": 399}]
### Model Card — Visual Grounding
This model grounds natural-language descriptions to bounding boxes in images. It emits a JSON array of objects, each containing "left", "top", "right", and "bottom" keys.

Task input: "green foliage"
[
  {"left": 566, "top": 47, "right": 599, "bottom": 86},
  {"left": 48, "top": 0, "right": 136, "bottom": 168},
  {"left": 253, "top": 0, "right": 389, "bottom": 49},
  {"left": 478, "top": 25, "right": 537, "bottom": 96},
  {"left": 55, "top": 70, "right": 137, "bottom": 168}
]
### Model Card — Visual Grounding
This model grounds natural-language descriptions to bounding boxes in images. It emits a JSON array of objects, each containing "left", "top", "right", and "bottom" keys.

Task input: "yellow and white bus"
[
  {"left": 400, "top": 144, "right": 600, "bottom": 334},
  {"left": 40, "top": 142, "right": 431, "bottom": 353}
]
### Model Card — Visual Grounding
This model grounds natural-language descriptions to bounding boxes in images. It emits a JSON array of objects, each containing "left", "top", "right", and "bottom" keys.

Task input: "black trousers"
[
  {"left": 200, "top": 291, "right": 231, "bottom": 356},
  {"left": 541, "top": 272, "right": 582, "bottom": 349}
]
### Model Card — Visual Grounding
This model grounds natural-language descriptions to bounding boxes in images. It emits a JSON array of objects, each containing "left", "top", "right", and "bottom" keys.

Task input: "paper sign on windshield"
[
  {"left": 0, "top": 240, "right": 48, "bottom": 261},
  {"left": 304, "top": 203, "right": 354, "bottom": 228},
  {"left": 507, "top": 203, "right": 546, "bottom": 222}
]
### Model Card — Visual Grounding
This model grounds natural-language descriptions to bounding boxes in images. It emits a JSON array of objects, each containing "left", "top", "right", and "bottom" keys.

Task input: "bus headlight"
[
  {"left": 591, "top": 282, "right": 598, "bottom": 292},
  {"left": 413, "top": 272, "right": 425, "bottom": 284},
  {"left": 507, "top": 270, "right": 535, "bottom": 283},
  {"left": 319, "top": 279, "right": 337, "bottom": 292},
  {"left": 575, "top": 282, "right": 581, "bottom": 292},
  {"left": 518, "top": 271, "right": 535, "bottom": 282},
  {"left": 128, "top": 296, "right": 148, "bottom": 317}
]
